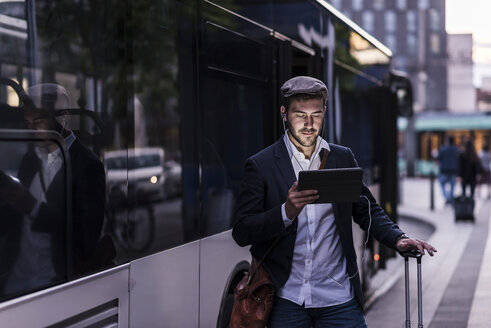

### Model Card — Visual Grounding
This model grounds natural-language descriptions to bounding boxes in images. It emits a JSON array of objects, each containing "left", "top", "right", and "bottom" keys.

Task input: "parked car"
[{"left": 104, "top": 147, "right": 165, "bottom": 205}]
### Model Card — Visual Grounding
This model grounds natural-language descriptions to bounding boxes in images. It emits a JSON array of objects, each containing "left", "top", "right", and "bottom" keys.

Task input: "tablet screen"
[{"left": 297, "top": 168, "right": 363, "bottom": 203}]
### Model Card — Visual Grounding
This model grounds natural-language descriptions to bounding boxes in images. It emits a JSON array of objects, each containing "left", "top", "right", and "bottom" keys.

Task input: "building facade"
[
  {"left": 330, "top": 0, "right": 447, "bottom": 113},
  {"left": 447, "top": 33, "right": 475, "bottom": 113},
  {"left": 477, "top": 77, "right": 491, "bottom": 111}
]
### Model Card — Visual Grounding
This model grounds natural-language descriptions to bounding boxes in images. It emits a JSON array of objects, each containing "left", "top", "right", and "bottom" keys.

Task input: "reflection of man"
[
  {"left": 0, "top": 84, "right": 106, "bottom": 296},
  {"left": 232, "top": 76, "right": 436, "bottom": 327}
]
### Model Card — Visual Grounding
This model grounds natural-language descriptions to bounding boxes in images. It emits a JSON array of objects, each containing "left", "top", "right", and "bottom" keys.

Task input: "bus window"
[
  {"left": 0, "top": 134, "right": 69, "bottom": 302},
  {"left": 115, "top": 0, "right": 198, "bottom": 260},
  {"left": 200, "top": 9, "right": 272, "bottom": 237}
]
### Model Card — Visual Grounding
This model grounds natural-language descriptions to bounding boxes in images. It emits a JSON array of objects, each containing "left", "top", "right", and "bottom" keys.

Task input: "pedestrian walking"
[
  {"left": 459, "top": 139, "right": 483, "bottom": 198},
  {"left": 436, "top": 136, "right": 460, "bottom": 204}
]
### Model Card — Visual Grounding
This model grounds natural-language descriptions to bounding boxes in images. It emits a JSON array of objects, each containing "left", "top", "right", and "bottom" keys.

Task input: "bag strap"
[
  {"left": 248, "top": 237, "right": 281, "bottom": 283},
  {"left": 319, "top": 147, "right": 329, "bottom": 170},
  {"left": 248, "top": 147, "right": 330, "bottom": 283}
]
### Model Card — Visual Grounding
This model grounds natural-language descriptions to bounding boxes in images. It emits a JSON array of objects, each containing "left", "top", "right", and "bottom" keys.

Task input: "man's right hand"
[
  {"left": 0, "top": 174, "right": 36, "bottom": 215},
  {"left": 284, "top": 181, "right": 319, "bottom": 220}
]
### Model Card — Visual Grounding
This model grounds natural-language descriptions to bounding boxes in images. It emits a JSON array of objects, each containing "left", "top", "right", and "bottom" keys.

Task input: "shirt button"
[{"left": 304, "top": 280, "right": 308, "bottom": 284}]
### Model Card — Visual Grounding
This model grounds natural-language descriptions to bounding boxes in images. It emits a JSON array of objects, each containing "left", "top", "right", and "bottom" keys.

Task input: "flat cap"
[
  {"left": 27, "top": 83, "right": 72, "bottom": 111},
  {"left": 281, "top": 76, "right": 328, "bottom": 100}
]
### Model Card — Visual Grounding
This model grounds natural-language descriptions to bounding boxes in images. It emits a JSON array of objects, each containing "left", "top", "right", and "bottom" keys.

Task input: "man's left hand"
[{"left": 396, "top": 238, "right": 437, "bottom": 256}]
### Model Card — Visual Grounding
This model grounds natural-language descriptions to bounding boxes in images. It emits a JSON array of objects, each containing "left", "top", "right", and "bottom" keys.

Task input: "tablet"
[{"left": 297, "top": 168, "right": 363, "bottom": 203}]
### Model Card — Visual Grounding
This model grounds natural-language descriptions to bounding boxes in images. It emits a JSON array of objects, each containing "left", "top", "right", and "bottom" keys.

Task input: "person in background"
[
  {"left": 478, "top": 144, "right": 491, "bottom": 199},
  {"left": 437, "top": 136, "right": 460, "bottom": 204},
  {"left": 459, "top": 139, "right": 483, "bottom": 198}
]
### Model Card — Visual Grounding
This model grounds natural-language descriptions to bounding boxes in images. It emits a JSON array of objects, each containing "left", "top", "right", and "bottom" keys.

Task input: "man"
[
  {"left": 0, "top": 84, "right": 106, "bottom": 297},
  {"left": 232, "top": 76, "right": 436, "bottom": 327},
  {"left": 437, "top": 135, "right": 460, "bottom": 204}
]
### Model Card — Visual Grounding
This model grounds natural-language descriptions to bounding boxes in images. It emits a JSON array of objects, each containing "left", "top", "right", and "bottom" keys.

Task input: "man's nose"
[{"left": 304, "top": 115, "right": 314, "bottom": 127}]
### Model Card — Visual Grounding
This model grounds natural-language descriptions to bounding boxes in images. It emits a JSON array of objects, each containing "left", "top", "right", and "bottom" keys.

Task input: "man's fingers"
[
  {"left": 285, "top": 182, "right": 319, "bottom": 218},
  {"left": 290, "top": 194, "right": 319, "bottom": 206},
  {"left": 397, "top": 238, "right": 437, "bottom": 257},
  {"left": 290, "top": 192, "right": 319, "bottom": 206},
  {"left": 413, "top": 239, "right": 437, "bottom": 256},
  {"left": 296, "top": 196, "right": 320, "bottom": 207},
  {"left": 292, "top": 189, "right": 318, "bottom": 198},
  {"left": 421, "top": 241, "right": 437, "bottom": 256}
]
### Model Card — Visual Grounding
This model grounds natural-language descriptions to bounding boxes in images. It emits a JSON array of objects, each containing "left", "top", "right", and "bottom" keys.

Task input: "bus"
[{"left": 0, "top": 0, "right": 412, "bottom": 327}]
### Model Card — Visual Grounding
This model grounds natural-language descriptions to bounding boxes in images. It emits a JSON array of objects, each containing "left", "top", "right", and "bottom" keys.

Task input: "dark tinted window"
[
  {"left": 200, "top": 5, "right": 272, "bottom": 236},
  {"left": 205, "top": 22, "right": 269, "bottom": 80}
]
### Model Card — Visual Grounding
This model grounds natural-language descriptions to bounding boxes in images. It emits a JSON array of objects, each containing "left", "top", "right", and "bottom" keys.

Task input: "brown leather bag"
[{"left": 229, "top": 238, "right": 280, "bottom": 328}]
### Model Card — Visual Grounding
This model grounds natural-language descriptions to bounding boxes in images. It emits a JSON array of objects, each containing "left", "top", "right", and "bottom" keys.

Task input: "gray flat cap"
[
  {"left": 281, "top": 76, "right": 328, "bottom": 100},
  {"left": 27, "top": 83, "right": 72, "bottom": 111}
]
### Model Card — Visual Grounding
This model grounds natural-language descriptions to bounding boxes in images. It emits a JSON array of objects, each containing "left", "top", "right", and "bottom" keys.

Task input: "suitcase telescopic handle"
[
  {"left": 402, "top": 250, "right": 423, "bottom": 328},
  {"left": 400, "top": 249, "right": 422, "bottom": 258}
]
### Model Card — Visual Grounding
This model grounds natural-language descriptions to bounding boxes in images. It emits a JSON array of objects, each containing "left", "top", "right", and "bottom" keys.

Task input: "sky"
[{"left": 446, "top": 0, "right": 491, "bottom": 87}]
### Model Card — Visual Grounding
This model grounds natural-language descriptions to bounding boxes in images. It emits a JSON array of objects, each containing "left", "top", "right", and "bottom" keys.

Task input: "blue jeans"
[
  {"left": 439, "top": 173, "right": 456, "bottom": 202},
  {"left": 267, "top": 297, "right": 367, "bottom": 328}
]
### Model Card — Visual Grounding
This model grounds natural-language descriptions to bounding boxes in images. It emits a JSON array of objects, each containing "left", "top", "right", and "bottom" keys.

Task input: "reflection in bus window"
[
  {"left": 23, "top": 84, "right": 109, "bottom": 276},
  {"left": 0, "top": 81, "right": 111, "bottom": 301},
  {"left": 0, "top": 139, "right": 67, "bottom": 300}
]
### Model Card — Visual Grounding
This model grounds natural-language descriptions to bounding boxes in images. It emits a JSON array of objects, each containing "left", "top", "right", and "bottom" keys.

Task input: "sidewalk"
[{"left": 365, "top": 177, "right": 491, "bottom": 327}]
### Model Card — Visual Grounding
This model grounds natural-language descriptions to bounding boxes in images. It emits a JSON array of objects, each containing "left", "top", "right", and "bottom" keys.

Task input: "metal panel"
[
  {"left": 199, "top": 230, "right": 250, "bottom": 327},
  {"left": 129, "top": 241, "right": 200, "bottom": 327},
  {"left": 0, "top": 265, "right": 130, "bottom": 328}
]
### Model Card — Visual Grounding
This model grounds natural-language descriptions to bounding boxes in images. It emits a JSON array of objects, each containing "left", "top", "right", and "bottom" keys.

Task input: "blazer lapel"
[
  {"left": 323, "top": 144, "right": 337, "bottom": 169},
  {"left": 273, "top": 138, "right": 296, "bottom": 191}
]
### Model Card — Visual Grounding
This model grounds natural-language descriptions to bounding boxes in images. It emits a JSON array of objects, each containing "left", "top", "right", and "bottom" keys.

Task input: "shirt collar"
[
  {"left": 283, "top": 132, "right": 330, "bottom": 161},
  {"left": 34, "top": 131, "right": 76, "bottom": 160},
  {"left": 64, "top": 131, "right": 76, "bottom": 150}
]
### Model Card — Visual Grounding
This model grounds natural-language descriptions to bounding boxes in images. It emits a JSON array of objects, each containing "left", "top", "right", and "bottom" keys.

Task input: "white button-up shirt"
[{"left": 279, "top": 133, "right": 354, "bottom": 307}]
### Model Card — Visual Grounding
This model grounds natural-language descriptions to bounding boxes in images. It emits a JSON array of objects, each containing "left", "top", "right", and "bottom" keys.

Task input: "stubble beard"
[{"left": 286, "top": 120, "right": 319, "bottom": 148}]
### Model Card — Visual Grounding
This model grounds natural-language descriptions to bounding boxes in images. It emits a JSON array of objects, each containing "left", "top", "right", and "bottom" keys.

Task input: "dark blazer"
[
  {"left": 1, "top": 138, "right": 106, "bottom": 287},
  {"left": 232, "top": 136, "right": 404, "bottom": 306}
]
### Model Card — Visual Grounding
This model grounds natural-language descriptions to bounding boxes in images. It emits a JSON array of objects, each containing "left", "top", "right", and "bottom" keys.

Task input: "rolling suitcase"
[
  {"left": 453, "top": 195, "right": 474, "bottom": 221},
  {"left": 402, "top": 250, "right": 423, "bottom": 328}
]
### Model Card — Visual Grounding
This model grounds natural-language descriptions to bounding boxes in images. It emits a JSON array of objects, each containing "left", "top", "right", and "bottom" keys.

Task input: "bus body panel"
[
  {"left": 199, "top": 230, "right": 251, "bottom": 327},
  {"left": 129, "top": 241, "right": 200, "bottom": 328},
  {"left": 0, "top": 265, "right": 130, "bottom": 327}
]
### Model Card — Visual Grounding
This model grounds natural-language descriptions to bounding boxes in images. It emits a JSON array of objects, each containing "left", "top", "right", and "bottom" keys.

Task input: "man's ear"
[{"left": 280, "top": 106, "right": 287, "bottom": 121}]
